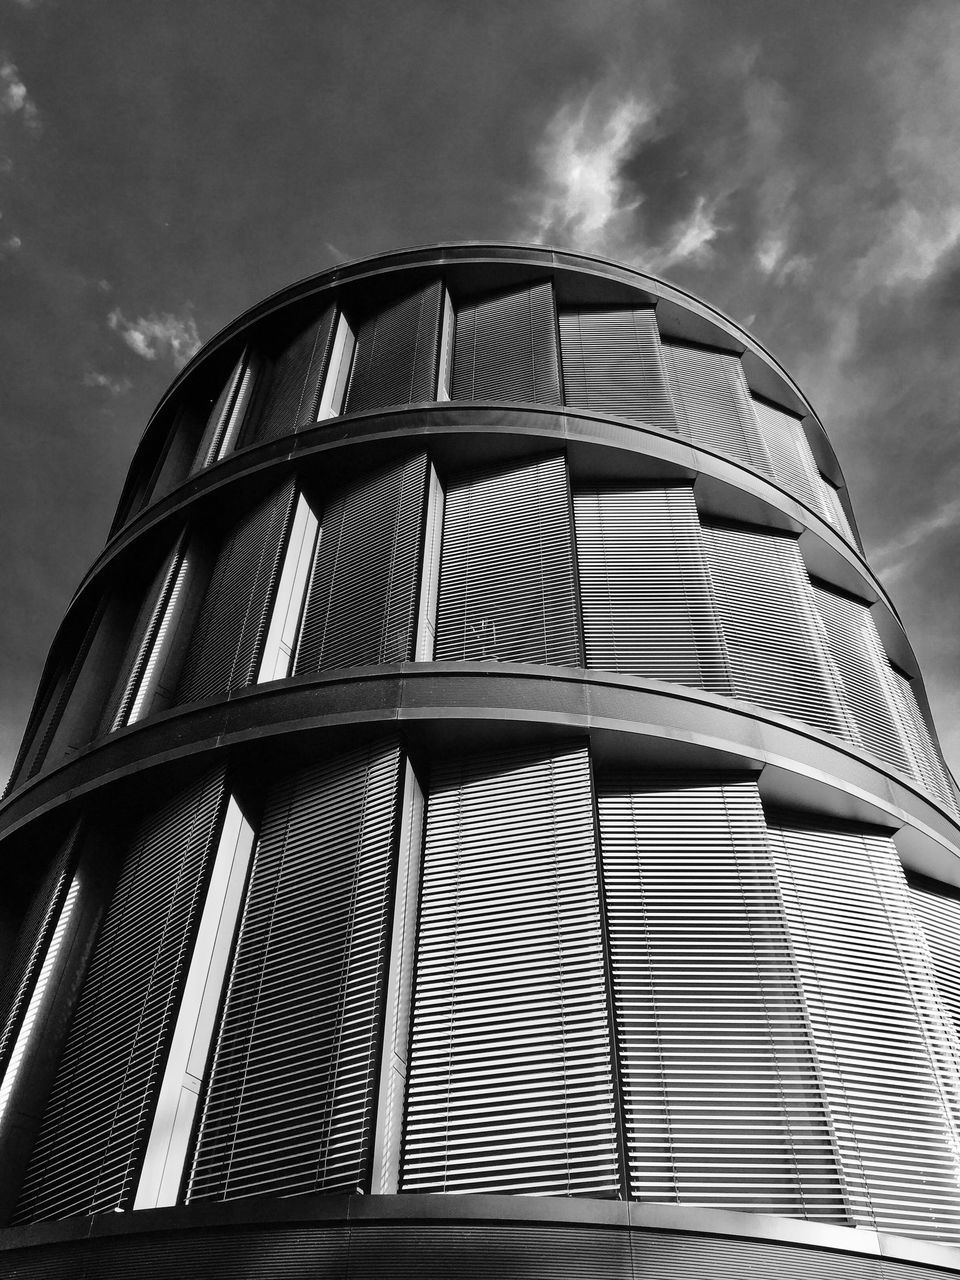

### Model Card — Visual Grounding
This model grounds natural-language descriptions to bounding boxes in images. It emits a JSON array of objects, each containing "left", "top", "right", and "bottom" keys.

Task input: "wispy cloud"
[
  {"left": 0, "top": 59, "right": 39, "bottom": 131},
  {"left": 83, "top": 369, "right": 131, "bottom": 396},
  {"left": 521, "top": 91, "right": 657, "bottom": 258},
  {"left": 871, "top": 491, "right": 960, "bottom": 583},
  {"left": 108, "top": 308, "right": 201, "bottom": 368}
]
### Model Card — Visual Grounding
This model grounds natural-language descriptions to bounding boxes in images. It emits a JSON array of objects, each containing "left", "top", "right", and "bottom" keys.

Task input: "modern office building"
[{"left": 1, "top": 243, "right": 960, "bottom": 1278}]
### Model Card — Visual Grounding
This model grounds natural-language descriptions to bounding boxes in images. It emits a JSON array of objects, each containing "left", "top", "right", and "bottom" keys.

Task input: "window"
[
  {"left": 257, "top": 493, "right": 321, "bottom": 682},
  {"left": 315, "top": 311, "right": 355, "bottom": 421}
]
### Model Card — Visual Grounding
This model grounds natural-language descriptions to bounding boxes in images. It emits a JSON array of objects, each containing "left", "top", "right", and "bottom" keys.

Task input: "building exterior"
[{"left": 1, "top": 243, "right": 960, "bottom": 1278}]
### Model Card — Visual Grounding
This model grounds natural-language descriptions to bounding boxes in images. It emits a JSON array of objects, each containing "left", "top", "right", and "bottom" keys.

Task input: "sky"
[{"left": 2, "top": 0, "right": 960, "bottom": 783}]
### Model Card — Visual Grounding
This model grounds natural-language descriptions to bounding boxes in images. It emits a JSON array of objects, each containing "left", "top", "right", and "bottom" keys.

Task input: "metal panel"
[
  {"left": 175, "top": 481, "right": 297, "bottom": 704},
  {"left": 768, "top": 816, "right": 960, "bottom": 1243},
  {"left": 435, "top": 454, "right": 581, "bottom": 666},
  {"left": 662, "top": 343, "right": 772, "bottom": 475},
  {"left": 344, "top": 280, "right": 443, "bottom": 414},
  {"left": 188, "top": 740, "right": 403, "bottom": 1201},
  {"left": 574, "top": 486, "right": 729, "bottom": 691},
  {"left": 598, "top": 773, "right": 844, "bottom": 1220},
  {"left": 294, "top": 454, "right": 428, "bottom": 673},
  {"left": 559, "top": 308, "right": 677, "bottom": 431},
  {"left": 812, "top": 584, "right": 912, "bottom": 775},
  {"left": 702, "top": 525, "right": 850, "bottom": 739},
  {"left": 451, "top": 281, "right": 562, "bottom": 404},
  {"left": 15, "top": 769, "right": 227, "bottom": 1221},
  {"left": 401, "top": 742, "right": 619, "bottom": 1196},
  {"left": 240, "top": 303, "right": 338, "bottom": 445}
]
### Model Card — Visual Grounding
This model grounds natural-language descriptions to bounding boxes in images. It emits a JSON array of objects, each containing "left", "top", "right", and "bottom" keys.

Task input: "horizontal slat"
[
  {"left": 662, "top": 343, "right": 771, "bottom": 475},
  {"left": 452, "top": 281, "right": 561, "bottom": 405},
  {"left": 559, "top": 308, "right": 677, "bottom": 431}
]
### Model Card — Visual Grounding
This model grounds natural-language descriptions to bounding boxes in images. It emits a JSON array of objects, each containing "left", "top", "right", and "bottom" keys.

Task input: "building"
[{"left": 0, "top": 243, "right": 959, "bottom": 1278}]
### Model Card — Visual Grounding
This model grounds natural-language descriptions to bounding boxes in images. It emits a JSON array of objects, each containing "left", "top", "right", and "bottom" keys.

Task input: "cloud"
[
  {"left": 521, "top": 90, "right": 657, "bottom": 259},
  {"left": 107, "top": 308, "right": 201, "bottom": 368},
  {"left": 0, "top": 59, "right": 39, "bottom": 131},
  {"left": 83, "top": 369, "right": 132, "bottom": 396},
  {"left": 0, "top": 233, "right": 20, "bottom": 257}
]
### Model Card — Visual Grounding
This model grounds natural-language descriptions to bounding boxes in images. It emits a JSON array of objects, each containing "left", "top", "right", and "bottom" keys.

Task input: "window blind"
[
  {"left": 16, "top": 769, "right": 227, "bottom": 1221},
  {"left": 344, "top": 279, "right": 444, "bottom": 414},
  {"left": 239, "top": 303, "right": 337, "bottom": 446},
  {"left": 812, "top": 583, "right": 912, "bottom": 774},
  {"left": 193, "top": 351, "right": 257, "bottom": 470},
  {"left": 187, "top": 739, "right": 403, "bottom": 1201},
  {"left": 434, "top": 454, "right": 581, "bottom": 666},
  {"left": 702, "top": 525, "right": 850, "bottom": 739},
  {"left": 768, "top": 817, "right": 960, "bottom": 1243},
  {"left": 574, "top": 486, "right": 729, "bottom": 691},
  {"left": 559, "top": 308, "right": 677, "bottom": 432},
  {"left": 294, "top": 453, "right": 428, "bottom": 672},
  {"left": 401, "top": 742, "right": 619, "bottom": 1196},
  {"left": 451, "top": 281, "right": 562, "bottom": 405},
  {"left": 662, "top": 344, "right": 772, "bottom": 476},
  {"left": 752, "top": 399, "right": 831, "bottom": 521},
  {"left": 597, "top": 774, "right": 843, "bottom": 1220},
  {"left": 886, "top": 668, "right": 959, "bottom": 817},
  {"left": 175, "top": 481, "right": 297, "bottom": 704},
  {"left": 911, "top": 883, "right": 960, "bottom": 1052}
]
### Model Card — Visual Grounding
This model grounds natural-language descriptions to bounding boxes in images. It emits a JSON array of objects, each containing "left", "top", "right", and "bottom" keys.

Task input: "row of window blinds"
[
  {"left": 175, "top": 481, "right": 297, "bottom": 704},
  {"left": 401, "top": 743, "right": 620, "bottom": 1195},
  {"left": 451, "top": 281, "right": 562, "bottom": 404},
  {"left": 294, "top": 453, "right": 428, "bottom": 672},
  {"left": 344, "top": 281, "right": 444, "bottom": 415},
  {"left": 0, "top": 825, "right": 80, "bottom": 1082},
  {"left": 16, "top": 769, "right": 227, "bottom": 1221},
  {"left": 768, "top": 819, "right": 960, "bottom": 1243},
  {"left": 597, "top": 775, "right": 845, "bottom": 1221},
  {"left": 559, "top": 309, "right": 677, "bottom": 432},
  {"left": 573, "top": 488, "right": 729, "bottom": 691},
  {"left": 434, "top": 453, "right": 581, "bottom": 666},
  {"left": 187, "top": 740, "right": 402, "bottom": 1202}
]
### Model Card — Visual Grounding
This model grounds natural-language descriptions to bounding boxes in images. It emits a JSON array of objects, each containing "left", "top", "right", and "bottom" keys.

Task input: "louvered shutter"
[
  {"left": 662, "top": 343, "right": 772, "bottom": 475},
  {"left": 768, "top": 817, "right": 960, "bottom": 1243},
  {"left": 16, "top": 770, "right": 227, "bottom": 1221},
  {"left": 401, "top": 742, "right": 619, "bottom": 1195},
  {"left": 451, "top": 281, "right": 561, "bottom": 404},
  {"left": 175, "top": 481, "right": 296, "bottom": 703},
  {"left": 188, "top": 740, "right": 402, "bottom": 1201},
  {"left": 240, "top": 303, "right": 337, "bottom": 446},
  {"left": 597, "top": 774, "right": 843, "bottom": 1219},
  {"left": 752, "top": 399, "right": 832, "bottom": 519},
  {"left": 294, "top": 453, "right": 428, "bottom": 672},
  {"left": 702, "top": 525, "right": 850, "bottom": 738},
  {"left": 812, "top": 584, "right": 912, "bottom": 774},
  {"left": 574, "top": 487, "right": 728, "bottom": 691},
  {"left": 344, "top": 279, "right": 443, "bottom": 414},
  {"left": 0, "top": 826, "right": 80, "bottom": 1082},
  {"left": 886, "top": 668, "right": 959, "bottom": 816},
  {"left": 559, "top": 308, "right": 677, "bottom": 431},
  {"left": 911, "top": 883, "right": 960, "bottom": 1041},
  {"left": 435, "top": 454, "right": 581, "bottom": 666}
]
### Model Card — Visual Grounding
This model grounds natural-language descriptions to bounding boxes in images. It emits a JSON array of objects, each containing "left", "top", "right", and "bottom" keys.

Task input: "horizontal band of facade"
[
  {"left": 119, "top": 243, "right": 838, "bottom": 496},
  {"left": 53, "top": 407, "right": 905, "bottom": 690},
  {"left": 2, "top": 666, "right": 958, "bottom": 884},
  {"left": 1, "top": 1192, "right": 958, "bottom": 1278}
]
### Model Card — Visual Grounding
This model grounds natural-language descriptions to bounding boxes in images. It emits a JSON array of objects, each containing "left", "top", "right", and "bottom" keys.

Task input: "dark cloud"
[{"left": 2, "top": 0, "right": 960, "bottom": 776}]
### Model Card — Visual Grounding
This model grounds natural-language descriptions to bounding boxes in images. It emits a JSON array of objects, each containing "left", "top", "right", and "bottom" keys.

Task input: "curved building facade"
[{"left": 1, "top": 244, "right": 960, "bottom": 1278}]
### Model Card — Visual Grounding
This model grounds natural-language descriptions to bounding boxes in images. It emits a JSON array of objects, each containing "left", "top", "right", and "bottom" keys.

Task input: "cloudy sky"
[{"left": 2, "top": 0, "right": 960, "bottom": 782}]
